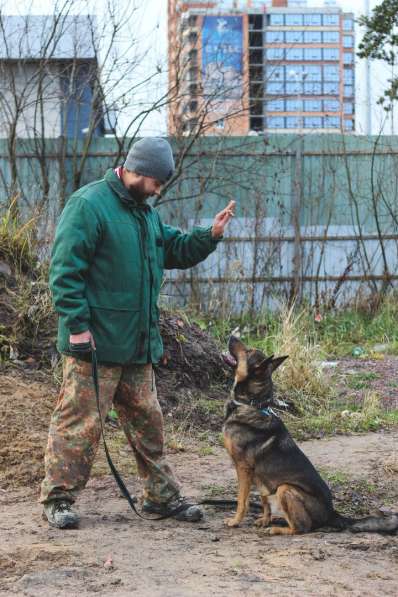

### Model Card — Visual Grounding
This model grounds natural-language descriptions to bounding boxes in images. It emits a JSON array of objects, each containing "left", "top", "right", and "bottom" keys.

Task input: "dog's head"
[{"left": 223, "top": 335, "right": 288, "bottom": 406}]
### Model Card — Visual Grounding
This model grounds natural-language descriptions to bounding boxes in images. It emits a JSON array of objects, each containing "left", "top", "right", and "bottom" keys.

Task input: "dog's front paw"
[
  {"left": 225, "top": 516, "right": 241, "bottom": 528},
  {"left": 255, "top": 516, "right": 271, "bottom": 528}
]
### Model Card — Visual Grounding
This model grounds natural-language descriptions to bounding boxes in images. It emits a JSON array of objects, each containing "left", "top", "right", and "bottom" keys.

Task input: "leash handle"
[{"left": 69, "top": 342, "right": 186, "bottom": 521}]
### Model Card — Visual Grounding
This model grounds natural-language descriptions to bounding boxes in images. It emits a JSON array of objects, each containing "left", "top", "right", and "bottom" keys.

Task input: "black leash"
[
  {"left": 199, "top": 498, "right": 262, "bottom": 512},
  {"left": 69, "top": 343, "right": 187, "bottom": 521}
]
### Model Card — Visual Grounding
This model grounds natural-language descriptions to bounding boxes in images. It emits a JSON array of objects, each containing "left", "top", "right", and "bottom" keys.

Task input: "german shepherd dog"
[{"left": 222, "top": 336, "right": 398, "bottom": 535}]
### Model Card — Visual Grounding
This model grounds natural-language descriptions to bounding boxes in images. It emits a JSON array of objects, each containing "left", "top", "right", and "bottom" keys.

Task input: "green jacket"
[{"left": 50, "top": 169, "right": 219, "bottom": 364}]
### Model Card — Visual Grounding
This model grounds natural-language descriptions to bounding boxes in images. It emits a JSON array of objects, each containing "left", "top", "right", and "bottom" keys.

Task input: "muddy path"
[{"left": 1, "top": 432, "right": 397, "bottom": 597}]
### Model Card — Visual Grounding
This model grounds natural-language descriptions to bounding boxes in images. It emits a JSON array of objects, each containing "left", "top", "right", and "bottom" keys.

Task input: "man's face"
[{"left": 122, "top": 169, "right": 162, "bottom": 201}]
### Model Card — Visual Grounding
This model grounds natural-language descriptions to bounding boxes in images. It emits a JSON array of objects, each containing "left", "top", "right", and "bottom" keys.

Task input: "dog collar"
[
  {"left": 260, "top": 407, "right": 278, "bottom": 417},
  {"left": 231, "top": 399, "right": 278, "bottom": 418}
]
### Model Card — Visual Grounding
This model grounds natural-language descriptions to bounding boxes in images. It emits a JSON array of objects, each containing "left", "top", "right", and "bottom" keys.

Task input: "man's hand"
[
  {"left": 69, "top": 330, "right": 96, "bottom": 348},
  {"left": 211, "top": 200, "right": 236, "bottom": 239}
]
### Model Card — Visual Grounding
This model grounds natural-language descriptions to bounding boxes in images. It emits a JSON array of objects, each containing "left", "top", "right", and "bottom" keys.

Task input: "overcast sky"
[{"left": 1, "top": 0, "right": 395, "bottom": 135}]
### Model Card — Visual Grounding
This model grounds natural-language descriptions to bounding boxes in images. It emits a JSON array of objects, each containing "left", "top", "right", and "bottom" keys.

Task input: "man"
[{"left": 40, "top": 137, "right": 235, "bottom": 528}]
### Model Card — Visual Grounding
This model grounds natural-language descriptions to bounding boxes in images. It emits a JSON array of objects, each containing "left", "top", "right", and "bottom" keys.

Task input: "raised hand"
[{"left": 211, "top": 200, "right": 236, "bottom": 239}]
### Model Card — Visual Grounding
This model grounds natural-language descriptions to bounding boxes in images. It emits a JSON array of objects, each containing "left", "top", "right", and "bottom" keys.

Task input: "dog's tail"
[{"left": 329, "top": 511, "right": 398, "bottom": 534}]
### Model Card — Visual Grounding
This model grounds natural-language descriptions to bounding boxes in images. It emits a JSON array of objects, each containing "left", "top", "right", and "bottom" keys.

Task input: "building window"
[
  {"left": 215, "top": 118, "right": 225, "bottom": 129},
  {"left": 266, "top": 66, "right": 285, "bottom": 81},
  {"left": 186, "top": 67, "right": 197, "bottom": 82},
  {"left": 323, "top": 31, "right": 339, "bottom": 43},
  {"left": 269, "top": 14, "right": 284, "bottom": 26},
  {"left": 304, "top": 82, "right": 322, "bottom": 95},
  {"left": 266, "top": 99, "right": 285, "bottom": 112},
  {"left": 188, "top": 48, "right": 198, "bottom": 61},
  {"left": 305, "top": 99, "right": 322, "bottom": 111},
  {"left": 324, "top": 99, "right": 340, "bottom": 112},
  {"left": 266, "top": 81, "right": 285, "bottom": 95},
  {"left": 286, "top": 81, "right": 303, "bottom": 95},
  {"left": 250, "top": 31, "right": 263, "bottom": 47},
  {"left": 250, "top": 116, "right": 263, "bottom": 131},
  {"left": 324, "top": 115, "right": 340, "bottom": 129},
  {"left": 323, "top": 48, "right": 339, "bottom": 61},
  {"left": 249, "top": 14, "right": 263, "bottom": 30},
  {"left": 286, "top": 30, "right": 304, "bottom": 43},
  {"left": 343, "top": 52, "right": 353, "bottom": 64},
  {"left": 304, "top": 14, "right": 322, "bottom": 26},
  {"left": 267, "top": 116, "right": 285, "bottom": 129},
  {"left": 250, "top": 66, "right": 263, "bottom": 81},
  {"left": 343, "top": 18, "right": 353, "bottom": 31},
  {"left": 324, "top": 65, "right": 340, "bottom": 81},
  {"left": 285, "top": 14, "right": 303, "bottom": 26},
  {"left": 304, "top": 116, "right": 322, "bottom": 128},
  {"left": 344, "top": 102, "right": 353, "bottom": 114},
  {"left": 286, "top": 116, "right": 302, "bottom": 128},
  {"left": 306, "top": 65, "right": 322, "bottom": 82},
  {"left": 265, "top": 48, "right": 285, "bottom": 61},
  {"left": 344, "top": 119, "right": 354, "bottom": 130},
  {"left": 323, "top": 14, "right": 339, "bottom": 26},
  {"left": 286, "top": 47, "right": 304, "bottom": 61},
  {"left": 304, "top": 48, "right": 322, "bottom": 61},
  {"left": 343, "top": 35, "right": 354, "bottom": 48},
  {"left": 265, "top": 31, "right": 284, "bottom": 43},
  {"left": 344, "top": 69, "right": 354, "bottom": 83},
  {"left": 249, "top": 49, "right": 263, "bottom": 64},
  {"left": 344, "top": 84, "right": 354, "bottom": 97},
  {"left": 304, "top": 31, "right": 322, "bottom": 44},
  {"left": 250, "top": 82, "right": 263, "bottom": 99},
  {"left": 251, "top": 100, "right": 263, "bottom": 116},
  {"left": 287, "top": 65, "right": 305, "bottom": 78},
  {"left": 324, "top": 82, "right": 339, "bottom": 95},
  {"left": 286, "top": 99, "right": 303, "bottom": 111}
]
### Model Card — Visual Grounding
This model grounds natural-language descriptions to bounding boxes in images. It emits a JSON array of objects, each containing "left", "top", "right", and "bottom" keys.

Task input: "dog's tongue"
[{"left": 222, "top": 352, "right": 237, "bottom": 367}]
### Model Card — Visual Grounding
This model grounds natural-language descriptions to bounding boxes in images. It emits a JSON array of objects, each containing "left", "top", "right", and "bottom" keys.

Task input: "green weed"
[
  {"left": 194, "top": 296, "right": 398, "bottom": 359},
  {"left": 198, "top": 445, "right": 215, "bottom": 457},
  {"left": 347, "top": 372, "right": 380, "bottom": 390}
]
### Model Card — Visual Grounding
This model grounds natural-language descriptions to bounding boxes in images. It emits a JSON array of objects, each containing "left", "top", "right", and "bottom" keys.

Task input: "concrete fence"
[{"left": 1, "top": 134, "right": 398, "bottom": 312}]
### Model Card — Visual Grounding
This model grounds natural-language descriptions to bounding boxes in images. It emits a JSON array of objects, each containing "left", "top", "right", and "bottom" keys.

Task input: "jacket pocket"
[
  {"left": 86, "top": 290, "right": 142, "bottom": 354},
  {"left": 86, "top": 290, "right": 141, "bottom": 311}
]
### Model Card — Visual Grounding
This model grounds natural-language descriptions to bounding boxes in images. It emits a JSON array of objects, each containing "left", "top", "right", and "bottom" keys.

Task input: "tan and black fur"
[{"left": 223, "top": 336, "right": 398, "bottom": 535}]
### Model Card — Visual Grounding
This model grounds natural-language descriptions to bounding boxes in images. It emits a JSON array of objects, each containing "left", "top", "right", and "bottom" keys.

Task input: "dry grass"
[
  {"left": 0, "top": 198, "right": 37, "bottom": 272},
  {"left": 0, "top": 203, "right": 56, "bottom": 363},
  {"left": 383, "top": 455, "right": 398, "bottom": 476},
  {"left": 270, "top": 304, "right": 333, "bottom": 415}
]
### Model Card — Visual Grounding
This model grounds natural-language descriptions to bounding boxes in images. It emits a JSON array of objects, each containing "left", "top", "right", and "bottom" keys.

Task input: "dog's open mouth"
[{"left": 222, "top": 352, "right": 237, "bottom": 368}]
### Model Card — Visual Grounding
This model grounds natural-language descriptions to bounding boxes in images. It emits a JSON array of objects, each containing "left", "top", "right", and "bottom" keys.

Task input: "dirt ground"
[
  {"left": 335, "top": 356, "right": 398, "bottom": 410},
  {"left": 1, "top": 370, "right": 398, "bottom": 597},
  {"left": 0, "top": 433, "right": 397, "bottom": 597}
]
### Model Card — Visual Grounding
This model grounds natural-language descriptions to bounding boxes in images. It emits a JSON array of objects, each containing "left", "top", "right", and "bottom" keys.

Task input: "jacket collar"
[{"left": 104, "top": 168, "right": 149, "bottom": 211}]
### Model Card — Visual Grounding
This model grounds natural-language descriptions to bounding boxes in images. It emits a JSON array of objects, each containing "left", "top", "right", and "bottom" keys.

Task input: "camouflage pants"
[{"left": 40, "top": 356, "right": 180, "bottom": 504}]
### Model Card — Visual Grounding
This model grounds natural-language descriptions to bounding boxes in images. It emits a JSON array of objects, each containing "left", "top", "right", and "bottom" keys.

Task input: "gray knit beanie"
[{"left": 124, "top": 138, "right": 175, "bottom": 183}]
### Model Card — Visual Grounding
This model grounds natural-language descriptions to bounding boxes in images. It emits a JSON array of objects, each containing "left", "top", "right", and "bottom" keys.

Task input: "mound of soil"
[{"left": 156, "top": 313, "right": 229, "bottom": 408}]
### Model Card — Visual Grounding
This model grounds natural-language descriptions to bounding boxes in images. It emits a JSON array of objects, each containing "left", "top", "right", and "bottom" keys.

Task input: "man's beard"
[{"left": 127, "top": 184, "right": 148, "bottom": 202}]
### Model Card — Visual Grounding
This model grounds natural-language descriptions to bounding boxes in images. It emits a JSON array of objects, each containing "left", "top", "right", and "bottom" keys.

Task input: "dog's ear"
[
  {"left": 254, "top": 355, "right": 288, "bottom": 376},
  {"left": 269, "top": 355, "right": 289, "bottom": 373},
  {"left": 253, "top": 355, "right": 274, "bottom": 376}
]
